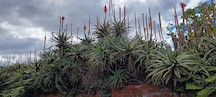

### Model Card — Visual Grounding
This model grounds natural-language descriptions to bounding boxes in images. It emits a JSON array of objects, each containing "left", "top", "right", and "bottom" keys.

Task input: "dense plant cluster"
[{"left": 0, "top": 0, "right": 215, "bottom": 97}]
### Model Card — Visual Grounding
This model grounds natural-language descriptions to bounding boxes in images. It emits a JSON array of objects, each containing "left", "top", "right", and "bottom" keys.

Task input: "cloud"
[
  {"left": 0, "top": 0, "right": 106, "bottom": 65},
  {"left": 0, "top": 35, "right": 43, "bottom": 54}
]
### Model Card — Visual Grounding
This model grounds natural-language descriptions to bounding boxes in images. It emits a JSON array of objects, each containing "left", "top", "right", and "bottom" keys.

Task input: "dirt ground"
[{"left": 40, "top": 84, "right": 184, "bottom": 97}]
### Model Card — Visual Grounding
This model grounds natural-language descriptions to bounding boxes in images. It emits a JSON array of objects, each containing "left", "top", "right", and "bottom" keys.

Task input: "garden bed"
[{"left": 41, "top": 84, "right": 188, "bottom": 97}]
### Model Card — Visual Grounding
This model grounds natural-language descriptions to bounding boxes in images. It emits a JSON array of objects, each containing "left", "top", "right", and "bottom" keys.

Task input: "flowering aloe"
[
  {"left": 148, "top": 8, "right": 153, "bottom": 41},
  {"left": 84, "top": 24, "right": 87, "bottom": 31},
  {"left": 84, "top": 24, "right": 87, "bottom": 37},
  {"left": 180, "top": 2, "right": 187, "bottom": 9},
  {"left": 61, "top": 16, "right": 65, "bottom": 33},
  {"left": 180, "top": 2, "right": 187, "bottom": 17},
  {"left": 61, "top": 16, "right": 65, "bottom": 21},
  {"left": 104, "top": 5, "right": 107, "bottom": 14},
  {"left": 180, "top": 2, "right": 187, "bottom": 36}
]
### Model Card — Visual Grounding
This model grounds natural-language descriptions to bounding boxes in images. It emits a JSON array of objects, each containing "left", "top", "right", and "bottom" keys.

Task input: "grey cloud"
[
  {"left": 0, "top": 35, "right": 43, "bottom": 54},
  {"left": 125, "top": 0, "right": 177, "bottom": 21},
  {"left": 0, "top": 28, "right": 10, "bottom": 39},
  {"left": 0, "top": 0, "right": 78, "bottom": 56},
  {"left": 0, "top": 0, "right": 110, "bottom": 40}
]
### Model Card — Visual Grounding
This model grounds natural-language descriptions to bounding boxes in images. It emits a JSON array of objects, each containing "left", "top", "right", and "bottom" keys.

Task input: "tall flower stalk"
[
  {"left": 104, "top": 5, "right": 107, "bottom": 20},
  {"left": 180, "top": 2, "right": 187, "bottom": 34}
]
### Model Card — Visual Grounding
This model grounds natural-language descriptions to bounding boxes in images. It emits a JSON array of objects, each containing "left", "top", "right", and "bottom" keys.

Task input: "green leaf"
[
  {"left": 185, "top": 83, "right": 203, "bottom": 90},
  {"left": 205, "top": 75, "right": 216, "bottom": 83}
]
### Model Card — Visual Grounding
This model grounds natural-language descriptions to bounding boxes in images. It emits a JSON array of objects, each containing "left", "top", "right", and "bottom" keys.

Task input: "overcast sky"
[{"left": 0, "top": 0, "right": 209, "bottom": 65}]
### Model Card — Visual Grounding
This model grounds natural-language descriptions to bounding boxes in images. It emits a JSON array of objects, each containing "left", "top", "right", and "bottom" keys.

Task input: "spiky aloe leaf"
[
  {"left": 197, "top": 88, "right": 209, "bottom": 97},
  {"left": 1, "top": 86, "right": 25, "bottom": 97},
  {"left": 205, "top": 75, "right": 216, "bottom": 83},
  {"left": 185, "top": 83, "right": 203, "bottom": 90},
  {"left": 196, "top": 83, "right": 216, "bottom": 97},
  {"left": 107, "top": 69, "right": 128, "bottom": 90}
]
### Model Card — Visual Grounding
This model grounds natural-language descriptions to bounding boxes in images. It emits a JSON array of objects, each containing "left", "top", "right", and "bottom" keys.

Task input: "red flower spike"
[
  {"left": 180, "top": 2, "right": 187, "bottom": 9},
  {"left": 84, "top": 25, "right": 86, "bottom": 31},
  {"left": 104, "top": 5, "right": 107, "bottom": 13},
  {"left": 61, "top": 16, "right": 65, "bottom": 21}
]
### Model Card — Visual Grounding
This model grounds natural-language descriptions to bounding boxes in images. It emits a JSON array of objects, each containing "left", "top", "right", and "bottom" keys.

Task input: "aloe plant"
[
  {"left": 112, "top": 37, "right": 144, "bottom": 78},
  {"left": 110, "top": 19, "right": 129, "bottom": 38},
  {"left": 185, "top": 37, "right": 216, "bottom": 97},
  {"left": 88, "top": 41, "right": 116, "bottom": 69},
  {"left": 107, "top": 69, "right": 129, "bottom": 90},
  {"left": 0, "top": 64, "right": 36, "bottom": 97},
  {"left": 94, "top": 20, "right": 111, "bottom": 40},
  {"left": 146, "top": 46, "right": 195, "bottom": 87},
  {"left": 1, "top": 1, "right": 216, "bottom": 97},
  {"left": 53, "top": 32, "right": 70, "bottom": 58}
]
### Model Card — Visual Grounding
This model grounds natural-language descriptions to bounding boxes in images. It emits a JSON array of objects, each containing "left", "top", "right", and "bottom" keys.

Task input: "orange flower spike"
[{"left": 104, "top": 5, "right": 107, "bottom": 14}]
